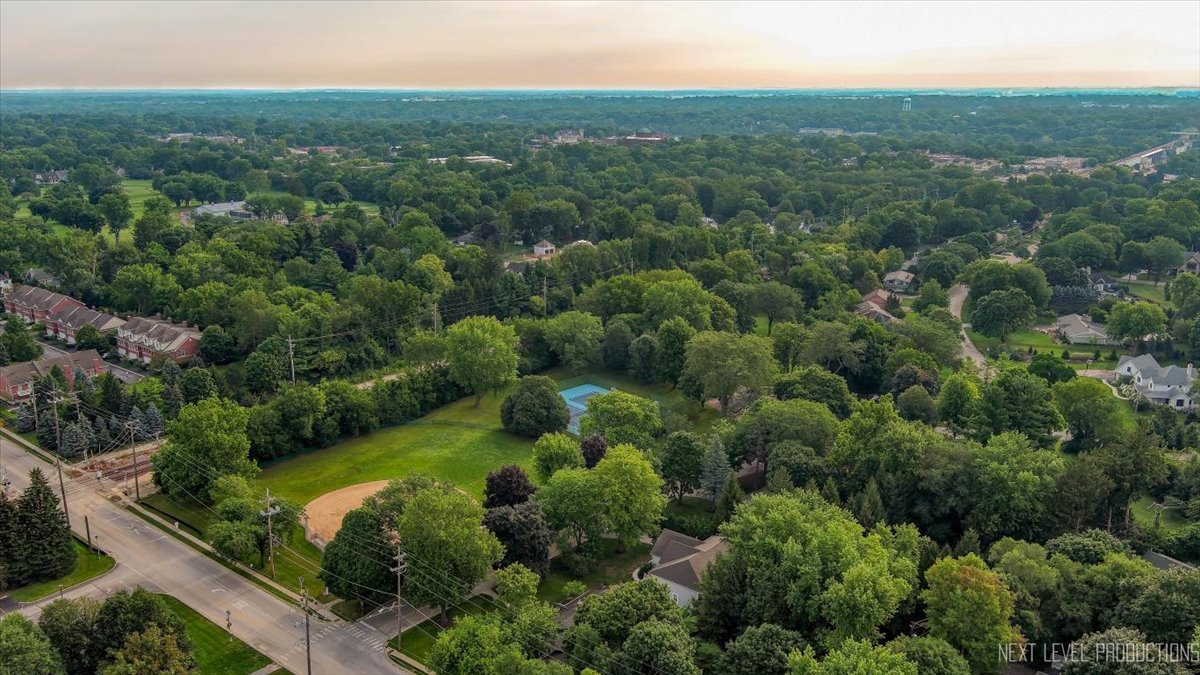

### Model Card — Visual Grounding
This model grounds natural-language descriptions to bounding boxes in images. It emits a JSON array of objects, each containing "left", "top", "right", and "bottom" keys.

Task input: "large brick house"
[
  {"left": 44, "top": 306, "right": 126, "bottom": 345},
  {"left": 0, "top": 349, "right": 106, "bottom": 402},
  {"left": 116, "top": 317, "right": 201, "bottom": 365},
  {"left": 3, "top": 285, "right": 85, "bottom": 323}
]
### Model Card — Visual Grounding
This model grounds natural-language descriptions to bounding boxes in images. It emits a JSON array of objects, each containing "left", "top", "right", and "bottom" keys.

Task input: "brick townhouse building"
[
  {"left": 116, "top": 317, "right": 201, "bottom": 365},
  {"left": 44, "top": 305, "right": 126, "bottom": 344},
  {"left": 3, "top": 285, "right": 85, "bottom": 323},
  {"left": 0, "top": 349, "right": 106, "bottom": 402}
]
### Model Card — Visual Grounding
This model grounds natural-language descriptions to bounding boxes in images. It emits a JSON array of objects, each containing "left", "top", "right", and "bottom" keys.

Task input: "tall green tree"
[
  {"left": 17, "top": 468, "right": 76, "bottom": 585},
  {"left": 578, "top": 390, "right": 662, "bottom": 448},
  {"left": 0, "top": 614, "right": 65, "bottom": 675},
  {"left": 397, "top": 486, "right": 503, "bottom": 621},
  {"left": 151, "top": 398, "right": 257, "bottom": 503},
  {"left": 320, "top": 507, "right": 394, "bottom": 604},
  {"left": 593, "top": 444, "right": 666, "bottom": 549},
  {"left": 445, "top": 316, "right": 519, "bottom": 407},
  {"left": 922, "top": 554, "right": 1018, "bottom": 675},
  {"left": 681, "top": 331, "right": 777, "bottom": 414}
]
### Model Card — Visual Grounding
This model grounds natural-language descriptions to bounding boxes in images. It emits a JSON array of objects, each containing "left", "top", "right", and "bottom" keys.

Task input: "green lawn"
[
  {"left": 248, "top": 189, "right": 380, "bottom": 217},
  {"left": 1131, "top": 495, "right": 1188, "bottom": 533},
  {"left": 387, "top": 598, "right": 491, "bottom": 664},
  {"left": 158, "top": 594, "right": 273, "bottom": 674},
  {"left": 6, "top": 539, "right": 115, "bottom": 602},
  {"left": 1121, "top": 283, "right": 1171, "bottom": 307},
  {"left": 259, "top": 390, "right": 534, "bottom": 505},
  {"left": 967, "top": 328, "right": 1129, "bottom": 364},
  {"left": 537, "top": 538, "right": 652, "bottom": 605}
]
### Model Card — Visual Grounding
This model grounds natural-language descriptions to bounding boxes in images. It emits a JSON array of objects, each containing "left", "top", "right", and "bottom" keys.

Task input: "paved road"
[
  {"left": 33, "top": 338, "right": 144, "bottom": 383},
  {"left": 0, "top": 434, "right": 400, "bottom": 675},
  {"left": 948, "top": 284, "right": 987, "bottom": 367}
]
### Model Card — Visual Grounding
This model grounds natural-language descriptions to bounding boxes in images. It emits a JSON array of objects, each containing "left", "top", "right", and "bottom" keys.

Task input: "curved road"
[
  {"left": 0, "top": 433, "right": 400, "bottom": 675},
  {"left": 948, "top": 284, "right": 987, "bottom": 368}
]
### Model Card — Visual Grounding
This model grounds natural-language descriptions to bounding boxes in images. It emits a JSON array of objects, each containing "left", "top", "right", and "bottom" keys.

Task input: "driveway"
[{"left": 948, "top": 284, "right": 987, "bottom": 368}]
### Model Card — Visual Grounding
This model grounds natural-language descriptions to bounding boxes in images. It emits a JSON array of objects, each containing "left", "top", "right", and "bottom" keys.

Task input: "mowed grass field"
[
  {"left": 158, "top": 594, "right": 273, "bottom": 674},
  {"left": 258, "top": 390, "right": 533, "bottom": 505}
]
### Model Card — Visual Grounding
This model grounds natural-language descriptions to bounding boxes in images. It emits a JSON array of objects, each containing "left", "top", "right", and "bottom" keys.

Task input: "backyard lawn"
[
  {"left": 967, "top": 327, "right": 1129, "bottom": 366},
  {"left": 158, "top": 594, "right": 273, "bottom": 674},
  {"left": 258, "top": 390, "right": 534, "bottom": 505},
  {"left": 1121, "top": 282, "right": 1171, "bottom": 307},
  {"left": 537, "top": 538, "right": 652, "bottom": 605},
  {"left": 6, "top": 538, "right": 115, "bottom": 602}
]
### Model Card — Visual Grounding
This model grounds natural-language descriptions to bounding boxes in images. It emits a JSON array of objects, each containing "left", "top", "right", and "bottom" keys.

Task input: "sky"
[{"left": 1, "top": 0, "right": 1198, "bottom": 89}]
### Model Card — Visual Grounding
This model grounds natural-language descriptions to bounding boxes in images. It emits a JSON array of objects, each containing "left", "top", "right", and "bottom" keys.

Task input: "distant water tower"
[{"left": 902, "top": 97, "right": 912, "bottom": 112}]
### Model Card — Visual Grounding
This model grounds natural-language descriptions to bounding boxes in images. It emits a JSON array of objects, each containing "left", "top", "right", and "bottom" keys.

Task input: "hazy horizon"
[{"left": 2, "top": 1, "right": 1198, "bottom": 89}]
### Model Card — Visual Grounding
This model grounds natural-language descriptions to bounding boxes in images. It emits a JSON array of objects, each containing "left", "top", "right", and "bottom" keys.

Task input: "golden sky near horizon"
[{"left": 1, "top": 0, "right": 1198, "bottom": 89}]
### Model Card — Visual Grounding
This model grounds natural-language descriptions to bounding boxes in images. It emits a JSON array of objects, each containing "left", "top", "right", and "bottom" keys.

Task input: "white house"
[
  {"left": 533, "top": 240, "right": 556, "bottom": 256},
  {"left": 646, "top": 529, "right": 726, "bottom": 606},
  {"left": 1115, "top": 354, "right": 1197, "bottom": 410}
]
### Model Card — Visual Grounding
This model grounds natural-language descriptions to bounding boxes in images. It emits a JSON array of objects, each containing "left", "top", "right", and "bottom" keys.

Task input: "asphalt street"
[{"left": 0, "top": 433, "right": 401, "bottom": 675}]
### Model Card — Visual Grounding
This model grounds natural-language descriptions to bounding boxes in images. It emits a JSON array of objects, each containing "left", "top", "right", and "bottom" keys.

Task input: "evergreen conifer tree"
[
  {"left": 141, "top": 405, "right": 165, "bottom": 439},
  {"left": 17, "top": 469, "right": 75, "bottom": 583},
  {"left": 699, "top": 437, "right": 731, "bottom": 500},
  {"left": 0, "top": 491, "right": 19, "bottom": 589},
  {"left": 15, "top": 402, "right": 36, "bottom": 433}
]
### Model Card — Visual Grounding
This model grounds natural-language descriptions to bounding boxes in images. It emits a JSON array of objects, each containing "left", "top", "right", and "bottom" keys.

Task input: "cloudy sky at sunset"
[{"left": 2, "top": 0, "right": 1197, "bottom": 89}]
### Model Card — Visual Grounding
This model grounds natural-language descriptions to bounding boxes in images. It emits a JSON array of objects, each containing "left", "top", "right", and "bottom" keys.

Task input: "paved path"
[
  {"left": 948, "top": 284, "right": 987, "bottom": 368},
  {"left": 0, "top": 433, "right": 401, "bottom": 675}
]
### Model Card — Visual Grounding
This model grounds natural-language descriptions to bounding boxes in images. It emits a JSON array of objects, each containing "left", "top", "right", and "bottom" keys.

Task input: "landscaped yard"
[
  {"left": 537, "top": 538, "right": 652, "bottom": 605},
  {"left": 1121, "top": 282, "right": 1171, "bottom": 307},
  {"left": 1131, "top": 495, "right": 1189, "bottom": 533},
  {"left": 158, "top": 594, "right": 273, "bottom": 674},
  {"left": 258, "top": 390, "right": 534, "bottom": 505},
  {"left": 6, "top": 538, "right": 115, "bottom": 602},
  {"left": 966, "top": 327, "right": 1129, "bottom": 366},
  {"left": 247, "top": 189, "right": 380, "bottom": 217}
]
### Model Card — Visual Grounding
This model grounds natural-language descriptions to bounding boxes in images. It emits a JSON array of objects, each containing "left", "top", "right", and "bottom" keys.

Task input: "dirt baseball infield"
[{"left": 303, "top": 480, "right": 389, "bottom": 545}]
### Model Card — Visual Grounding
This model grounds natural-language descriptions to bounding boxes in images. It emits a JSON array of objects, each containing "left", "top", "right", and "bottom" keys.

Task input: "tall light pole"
[{"left": 299, "top": 577, "right": 312, "bottom": 675}]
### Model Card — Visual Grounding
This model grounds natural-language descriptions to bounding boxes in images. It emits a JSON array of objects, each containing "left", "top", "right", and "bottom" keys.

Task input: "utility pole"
[
  {"left": 299, "top": 577, "right": 312, "bottom": 675},
  {"left": 127, "top": 423, "right": 143, "bottom": 501},
  {"left": 431, "top": 302, "right": 442, "bottom": 335},
  {"left": 287, "top": 335, "right": 297, "bottom": 384},
  {"left": 541, "top": 277, "right": 548, "bottom": 315},
  {"left": 0, "top": 430, "right": 10, "bottom": 496},
  {"left": 50, "top": 393, "right": 70, "bottom": 523},
  {"left": 392, "top": 545, "right": 407, "bottom": 651},
  {"left": 262, "top": 488, "right": 279, "bottom": 579}
]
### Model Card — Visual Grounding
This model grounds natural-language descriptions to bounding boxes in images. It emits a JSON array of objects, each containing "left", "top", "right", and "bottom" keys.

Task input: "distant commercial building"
[{"left": 428, "top": 155, "right": 512, "bottom": 167}]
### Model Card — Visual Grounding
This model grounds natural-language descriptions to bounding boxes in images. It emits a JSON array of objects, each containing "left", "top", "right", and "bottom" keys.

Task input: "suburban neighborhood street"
[{"left": 0, "top": 434, "right": 402, "bottom": 675}]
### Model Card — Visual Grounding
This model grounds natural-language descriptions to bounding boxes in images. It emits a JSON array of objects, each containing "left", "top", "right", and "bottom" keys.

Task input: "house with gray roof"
[
  {"left": 44, "top": 305, "right": 125, "bottom": 345},
  {"left": 116, "top": 317, "right": 202, "bottom": 366},
  {"left": 1055, "top": 314, "right": 1117, "bottom": 345},
  {"left": 883, "top": 270, "right": 914, "bottom": 292},
  {"left": 1115, "top": 354, "right": 1197, "bottom": 410},
  {"left": 1178, "top": 251, "right": 1200, "bottom": 276},
  {"left": 646, "top": 529, "right": 727, "bottom": 606}
]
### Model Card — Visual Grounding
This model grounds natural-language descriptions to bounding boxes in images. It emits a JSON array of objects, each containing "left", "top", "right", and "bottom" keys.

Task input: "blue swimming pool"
[{"left": 559, "top": 383, "right": 612, "bottom": 435}]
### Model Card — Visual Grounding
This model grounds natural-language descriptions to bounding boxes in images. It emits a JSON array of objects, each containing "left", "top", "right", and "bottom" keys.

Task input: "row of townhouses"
[{"left": 3, "top": 284, "right": 202, "bottom": 367}]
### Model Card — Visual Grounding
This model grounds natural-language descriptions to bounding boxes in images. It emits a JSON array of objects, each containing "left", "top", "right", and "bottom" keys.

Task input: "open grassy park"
[
  {"left": 6, "top": 538, "right": 115, "bottom": 603},
  {"left": 157, "top": 594, "right": 274, "bottom": 674},
  {"left": 258, "top": 389, "right": 533, "bottom": 504}
]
